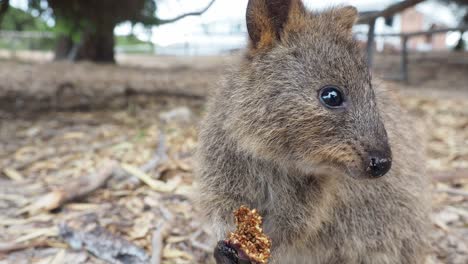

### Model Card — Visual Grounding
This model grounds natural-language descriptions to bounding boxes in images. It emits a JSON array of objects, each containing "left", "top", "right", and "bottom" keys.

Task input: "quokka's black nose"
[{"left": 367, "top": 153, "right": 392, "bottom": 178}]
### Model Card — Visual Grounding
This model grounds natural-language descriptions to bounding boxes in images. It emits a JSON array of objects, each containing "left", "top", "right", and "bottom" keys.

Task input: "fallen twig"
[
  {"left": 151, "top": 223, "right": 168, "bottom": 264},
  {"left": 0, "top": 240, "right": 47, "bottom": 254},
  {"left": 0, "top": 226, "right": 58, "bottom": 254},
  {"left": 151, "top": 203, "right": 175, "bottom": 264},
  {"left": 23, "top": 161, "right": 117, "bottom": 214},
  {"left": 59, "top": 223, "right": 149, "bottom": 264},
  {"left": 431, "top": 169, "right": 468, "bottom": 182},
  {"left": 436, "top": 187, "right": 468, "bottom": 197},
  {"left": 121, "top": 163, "right": 176, "bottom": 193},
  {"left": 13, "top": 227, "right": 59, "bottom": 244},
  {"left": 49, "top": 249, "right": 67, "bottom": 264},
  {"left": 140, "top": 131, "right": 167, "bottom": 174},
  {"left": 116, "top": 130, "right": 170, "bottom": 191},
  {"left": 2, "top": 167, "right": 24, "bottom": 181}
]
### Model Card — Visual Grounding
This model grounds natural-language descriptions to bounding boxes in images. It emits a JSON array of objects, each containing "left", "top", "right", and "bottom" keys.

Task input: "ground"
[{"left": 0, "top": 51, "right": 467, "bottom": 264}]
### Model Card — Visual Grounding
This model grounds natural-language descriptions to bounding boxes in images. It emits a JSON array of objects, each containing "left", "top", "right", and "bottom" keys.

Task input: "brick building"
[{"left": 400, "top": 7, "right": 447, "bottom": 51}]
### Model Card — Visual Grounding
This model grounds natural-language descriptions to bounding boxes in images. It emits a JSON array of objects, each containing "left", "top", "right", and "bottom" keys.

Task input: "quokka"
[{"left": 196, "top": 0, "right": 430, "bottom": 263}]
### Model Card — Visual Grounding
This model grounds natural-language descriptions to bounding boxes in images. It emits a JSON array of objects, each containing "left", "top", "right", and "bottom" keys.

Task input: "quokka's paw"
[
  {"left": 214, "top": 240, "right": 252, "bottom": 264},
  {"left": 213, "top": 206, "right": 271, "bottom": 264}
]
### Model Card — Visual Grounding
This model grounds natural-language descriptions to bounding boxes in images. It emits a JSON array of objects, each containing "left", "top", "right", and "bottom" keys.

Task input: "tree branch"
[
  {"left": 358, "top": 0, "right": 426, "bottom": 24},
  {"left": 158, "top": 0, "right": 215, "bottom": 25}
]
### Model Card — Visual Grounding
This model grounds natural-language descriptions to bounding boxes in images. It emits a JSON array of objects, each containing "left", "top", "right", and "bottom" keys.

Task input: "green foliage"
[
  {"left": 0, "top": 6, "right": 54, "bottom": 51},
  {"left": 30, "top": 0, "right": 159, "bottom": 46},
  {"left": 46, "top": 0, "right": 158, "bottom": 28},
  {"left": 116, "top": 34, "right": 149, "bottom": 46},
  {"left": 115, "top": 34, "right": 154, "bottom": 54},
  {"left": 0, "top": 37, "right": 54, "bottom": 50},
  {"left": 53, "top": 15, "right": 88, "bottom": 42},
  {"left": 0, "top": 0, "right": 213, "bottom": 61},
  {"left": 1, "top": 6, "right": 50, "bottom": 31}
]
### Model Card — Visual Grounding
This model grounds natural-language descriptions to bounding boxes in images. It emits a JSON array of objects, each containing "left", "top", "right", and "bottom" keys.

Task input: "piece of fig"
[{"left": 214, "top": 206, "right": 271, "bottom": 264}]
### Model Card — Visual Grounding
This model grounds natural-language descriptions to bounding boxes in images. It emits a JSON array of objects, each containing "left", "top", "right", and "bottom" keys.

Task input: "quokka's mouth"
[
  {"left": 344, "top": 165, "right": 361, "bottom": 179},
  {"left": 344, "top": 163, "right": 389, "bottom": 180}
]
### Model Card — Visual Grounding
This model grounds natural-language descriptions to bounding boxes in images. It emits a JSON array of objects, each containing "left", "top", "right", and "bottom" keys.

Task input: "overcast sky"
[
  {"left": 147, "top": 0, "right": 457, "bottom": 46},
  {"left": 148, "top": 0, "right": 392, "bottom": 45},
  {"left": 10, "top": 0, "right": 457, "bottom": 46}
]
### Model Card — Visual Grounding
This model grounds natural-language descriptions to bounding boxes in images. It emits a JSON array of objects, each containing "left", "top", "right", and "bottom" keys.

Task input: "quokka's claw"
[{"left": 214, "top": 240, "right": 253, "bottom": 264}]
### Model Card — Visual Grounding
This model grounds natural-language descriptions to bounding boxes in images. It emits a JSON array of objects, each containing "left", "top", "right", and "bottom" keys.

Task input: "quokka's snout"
[
  {"left": 364, "top": 146, "right": 392, "bottom": 178},
  {"left": 358, "top": 122, "right": 393, "bottom": 178},
  {"left": 331, "top": 143, "right": 392, "bottom": 180},
  {"left": 340, "top": 126, "right": 393, "bottom": 179}
]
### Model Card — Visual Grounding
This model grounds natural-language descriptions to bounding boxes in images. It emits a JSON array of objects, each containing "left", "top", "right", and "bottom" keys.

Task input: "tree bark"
[
  {"left": 454, "top": 31, "right": 465, "bottom": 51},
  {"left": 54, "top": 35, "right": 74, "bottom": 60},
  {"left": 73, "top": 24, "right": 116, "bottom": 63},
  {"left": 0, "top": 0, "right": 10, "bottom": 28},
  {"left": 47, "top": 0, "right": 216, "bottom": 63}
]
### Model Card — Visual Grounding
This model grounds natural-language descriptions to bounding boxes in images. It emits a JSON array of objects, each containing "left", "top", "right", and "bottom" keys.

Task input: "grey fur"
[{"left": 196, "top": 1, "right": 430, "bottom": 263}]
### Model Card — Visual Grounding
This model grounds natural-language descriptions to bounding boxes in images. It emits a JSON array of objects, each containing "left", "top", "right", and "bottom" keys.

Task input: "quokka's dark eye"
[{"left": 319, "top": 86, "right": 345, "bottom": 108}]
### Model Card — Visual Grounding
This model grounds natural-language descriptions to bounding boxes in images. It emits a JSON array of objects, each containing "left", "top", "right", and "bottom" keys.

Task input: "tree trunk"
[
  {"left": 73, "top": 24, "right": 116, "bottom": 63},
  {"left": 54, "top": 35, "right": 74, "bottom": 60},
  {"left": 0, "top": 0, "right": 10, "bottom": 28},
  {"left": 454, "top": 31, "right": 465, "bottom": 51}
]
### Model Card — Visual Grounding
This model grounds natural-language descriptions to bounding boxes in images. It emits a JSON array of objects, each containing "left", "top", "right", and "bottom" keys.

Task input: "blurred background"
[{"left": 0, "top": 0, "right": 467, "bottom": 263}]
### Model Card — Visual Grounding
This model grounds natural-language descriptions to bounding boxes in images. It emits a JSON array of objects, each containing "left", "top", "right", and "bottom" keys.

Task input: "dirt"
[
  {"left": 0, "top": 51, "right": 244, "bottom": 112},
  {"left": 0, "top": 52, "right": 467, "bottom": 263}
]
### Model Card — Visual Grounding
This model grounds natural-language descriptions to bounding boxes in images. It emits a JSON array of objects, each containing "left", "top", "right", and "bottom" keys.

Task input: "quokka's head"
[{"left": 223, "top": 0, "right": 392, "bottom": 179}]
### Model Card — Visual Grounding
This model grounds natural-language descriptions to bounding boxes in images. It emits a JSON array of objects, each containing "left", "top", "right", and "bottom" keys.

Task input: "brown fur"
[{"left": 196, "top": 1, "right": 430, "bottom": 263}]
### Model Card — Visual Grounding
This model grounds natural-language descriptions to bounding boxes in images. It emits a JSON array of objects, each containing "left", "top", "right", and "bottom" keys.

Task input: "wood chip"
[{"left": 3, "top": 168, "right": 25, "bottom": 181}]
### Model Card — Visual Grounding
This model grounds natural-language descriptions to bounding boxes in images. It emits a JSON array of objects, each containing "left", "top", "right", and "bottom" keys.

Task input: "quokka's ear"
[
  {"left": 330, "top": 6, "right": 358, "bottom": 36},
  {"left": 246, "top": 0, "right": 307, "bottom": 51}
]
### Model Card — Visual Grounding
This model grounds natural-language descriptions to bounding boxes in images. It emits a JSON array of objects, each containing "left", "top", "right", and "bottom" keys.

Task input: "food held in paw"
[{"left": 227, "top": 205, "right": 271, "bottom": 264}]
